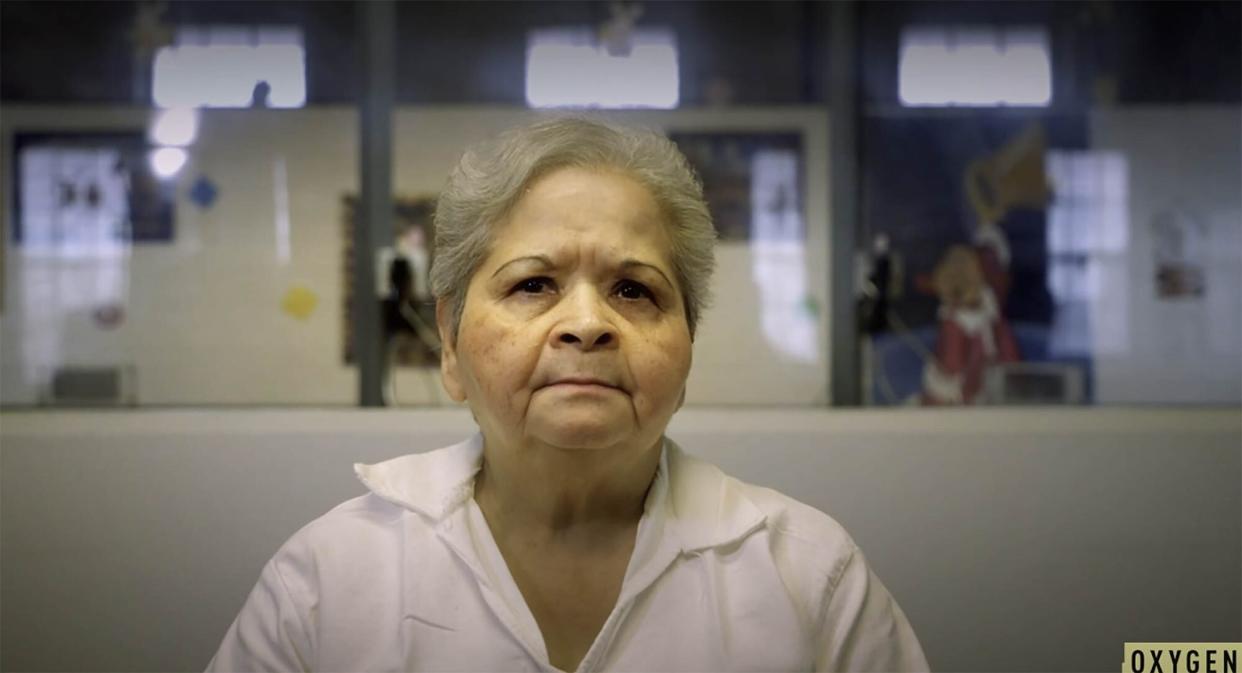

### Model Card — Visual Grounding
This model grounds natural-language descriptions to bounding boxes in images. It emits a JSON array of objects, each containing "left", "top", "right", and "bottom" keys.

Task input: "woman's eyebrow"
[
  {"left": 490, "top": 254, "right": 554, "bottom": 279},
  {"left": 619, "top": 259, "right": 674, "bottom": 289},
  {"left": 489, "top": 254, "right": 673, "bottom": 288}
]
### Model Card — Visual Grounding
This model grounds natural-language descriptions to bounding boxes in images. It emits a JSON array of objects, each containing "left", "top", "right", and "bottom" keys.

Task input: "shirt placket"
[
  {"left": 572, "top": 504, "right": 685, "bottom": 673},
  {"left": 433, "top": 510, "right": 554, "bottom": 671}
]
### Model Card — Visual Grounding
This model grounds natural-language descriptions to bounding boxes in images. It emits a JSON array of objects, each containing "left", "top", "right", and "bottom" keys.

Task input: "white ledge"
[{"left": 2, "top": 407, "right": 1237, "bottom": 438}]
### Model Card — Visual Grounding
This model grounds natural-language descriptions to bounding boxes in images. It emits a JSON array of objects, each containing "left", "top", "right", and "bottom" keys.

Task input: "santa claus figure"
[
  {"left": 920, "top": 124, "right": 1052, "bottom": 405},
  {"left": 921, "top": 225, "right": 1022, "bottom": 405}
]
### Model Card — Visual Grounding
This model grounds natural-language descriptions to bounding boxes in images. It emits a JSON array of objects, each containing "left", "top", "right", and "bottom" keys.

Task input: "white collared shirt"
[{"left": 207, "top": 435, "right": 929, "bottom": 672}]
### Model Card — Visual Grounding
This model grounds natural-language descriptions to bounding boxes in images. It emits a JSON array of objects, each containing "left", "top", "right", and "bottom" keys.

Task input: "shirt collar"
[
  {"left": 354, "top": 433, "right": 484, "bottom": 521},
  {"left": 661, "top": 437, "right": 768, "bottom": 552},
  {"left": 353, "top": 433, "right": 767, "bottom": 553}
]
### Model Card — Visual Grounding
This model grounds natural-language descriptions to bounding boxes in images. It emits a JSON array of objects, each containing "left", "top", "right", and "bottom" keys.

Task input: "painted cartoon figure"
[
  {"left": 920, "top": 124, "right": 1052, "bottom": 405},
  {"left": 921, "top": 228, "right": 1021, "bottom": 405}
]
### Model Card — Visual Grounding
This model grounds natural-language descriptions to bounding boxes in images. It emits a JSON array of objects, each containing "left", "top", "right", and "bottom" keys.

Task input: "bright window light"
[
  {"left": 1045, "top": 150, "right": 1130, "bottom": 356},
  {"left": 19, "top": 146, "right": 131, "bottom": 255},
  {"left": 899, "top": 26, "right": 1051, "bottom": 107},
  {"left": 150, "top": 108, "right": 199, "bottom": 146},
  {"left": 149, "top": 147, "right": 187, "bottom": 179},
  {"left": 153, "top": 26, "right": 306, "bottom": 108},
  {"left": 750, "top": 149, "right": 818, "bottom": 363},
  {"left": 526, "top": 28, "right": 679, "bottom": 109}
]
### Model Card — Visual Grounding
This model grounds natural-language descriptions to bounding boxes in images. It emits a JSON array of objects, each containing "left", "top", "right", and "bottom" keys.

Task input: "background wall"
[
  {"left": 8, "top": 106, "right": 1237, "bottom": 410},
  {"left": 2, "top": 408, "right": 1239, "bottom": 672},
  {"left": 1088, "top": 108, "right": 1242, "bottom": 403},
  {"left": 0, "top": 106, "right": 831, "bottom": 407}
]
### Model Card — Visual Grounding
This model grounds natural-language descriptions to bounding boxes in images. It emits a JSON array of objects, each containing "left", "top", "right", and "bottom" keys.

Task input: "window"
[
  {"left": 153, "top": 26, "right": 306, "bottom": 109},
  {"left": 899, "top": 26, "right": 1052, "bottom": 107},
  {"left": 14, "top": 133, "right": 175, "bottom": 253},
  {"left": 525, "top": 27, "right": 679, "bottom": 109},
  {"left": 1045, "top": 151, "right": 1130, "bottom": 357}
]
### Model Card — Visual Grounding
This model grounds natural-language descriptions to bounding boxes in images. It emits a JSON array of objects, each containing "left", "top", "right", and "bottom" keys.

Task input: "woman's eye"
[
  {"left": 615, "top": 280, "right": 654, "bottom": 301},
  {"left": 514, "top": 277, "right": 554, "bottom": 294}
]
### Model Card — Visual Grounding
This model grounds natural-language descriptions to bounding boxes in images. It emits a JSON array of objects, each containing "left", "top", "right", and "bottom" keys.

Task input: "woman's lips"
[{"left": 544, "top": 379, "right": 622, "bottom": 391}]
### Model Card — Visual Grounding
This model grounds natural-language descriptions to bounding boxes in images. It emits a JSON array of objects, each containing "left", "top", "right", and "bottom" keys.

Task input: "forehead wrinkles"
[
  {"left": 554, "top": 237, "right": 653, "bottom": 272},
  {"left": 487, "top": 220, "right": 674, "bottom": 273},
  {"left": 503, "top": 235, "right": 677, "bottom": 283},
  {"left": 478, "top": 167, "right": 679, "bottom": 284}
]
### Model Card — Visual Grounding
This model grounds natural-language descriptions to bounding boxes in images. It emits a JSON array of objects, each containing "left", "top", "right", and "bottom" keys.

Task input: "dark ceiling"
[{"left": 1, "top": 1, "right": 1238, "bottom": 106}]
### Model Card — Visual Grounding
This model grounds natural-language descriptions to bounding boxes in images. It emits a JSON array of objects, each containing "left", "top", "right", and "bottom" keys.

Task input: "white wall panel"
[{"left": 2, "top": 408, "right": 1238, "bottom": 672}]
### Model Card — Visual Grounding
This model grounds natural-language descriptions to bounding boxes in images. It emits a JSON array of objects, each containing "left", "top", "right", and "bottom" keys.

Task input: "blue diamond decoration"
[{"left": 189, "top": 176, "right": 219, "bottom": 210}]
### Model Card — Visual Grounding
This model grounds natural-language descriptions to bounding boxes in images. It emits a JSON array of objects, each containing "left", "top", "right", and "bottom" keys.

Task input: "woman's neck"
[{"left": 473, "top": 435, "right": 662, "bottom": 545}]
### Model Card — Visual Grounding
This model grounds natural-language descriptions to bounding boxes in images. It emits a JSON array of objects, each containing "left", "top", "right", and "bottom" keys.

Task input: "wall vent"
[{"left": 44, "top": 366, "right": 136, "bottom": 407}]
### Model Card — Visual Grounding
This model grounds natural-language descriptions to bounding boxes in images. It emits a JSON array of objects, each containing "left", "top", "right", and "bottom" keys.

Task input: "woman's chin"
[{"left": 527, "top": 416, "right": 633, "bottom": 451}]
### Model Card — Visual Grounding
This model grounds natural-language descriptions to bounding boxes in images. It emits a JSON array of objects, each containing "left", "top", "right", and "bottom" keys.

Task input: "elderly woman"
[{"left": 208, "top": 118, "right": 927, "bottom": 672}]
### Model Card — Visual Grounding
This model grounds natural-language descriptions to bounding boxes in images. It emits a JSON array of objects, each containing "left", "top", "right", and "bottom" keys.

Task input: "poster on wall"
[
  {"left": 341, "top": 195, "right": 440, "bottom": 369},
  {"left": 12, "top": 132, "right": 176, "bottom": 252},
  {"left": 667, "top": 132, "right": 804, "bottom": 242},
  {"left": 1150, "top": 206, "right": 1208, "bottom": 300}
]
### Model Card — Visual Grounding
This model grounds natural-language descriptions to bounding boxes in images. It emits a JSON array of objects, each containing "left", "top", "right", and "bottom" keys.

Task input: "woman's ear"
[{"left": 436, "top": 300, "right": 467, "bottom": 403}]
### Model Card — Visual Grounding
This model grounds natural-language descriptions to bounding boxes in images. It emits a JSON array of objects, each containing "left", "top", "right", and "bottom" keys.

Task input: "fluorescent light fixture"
[
  {"left": 526, "top": 28, "right": 679, "bottom": 108},
  {"left": 899, "top": 26, "right": 1052, "bottom": 107},
  {"left": 149, "top": 147, "right": 187, "bottom": 179},
  {"left": 150, "top": 108, "right": 199, "bottom": 146},
  {"left": 153, "top": 26, "right": 306, "bottom": 108}
]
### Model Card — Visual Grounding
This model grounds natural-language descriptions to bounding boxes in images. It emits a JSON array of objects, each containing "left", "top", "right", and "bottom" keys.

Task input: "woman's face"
[{"left": 439, "top": 166, "right": 692, "bottom": 453}]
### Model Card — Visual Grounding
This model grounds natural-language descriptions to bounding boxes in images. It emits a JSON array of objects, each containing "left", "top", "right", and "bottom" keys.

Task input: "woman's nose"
[{"left": 551, "top": 290, "right": 617, "bottom": 350}]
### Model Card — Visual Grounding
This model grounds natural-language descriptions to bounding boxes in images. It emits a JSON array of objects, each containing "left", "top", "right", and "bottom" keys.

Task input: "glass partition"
[
  {"left": 2, "top": 0, "right": 1238, "bottom": 408},
  {"left": 857, "top": 2, "right": 1241, "bottom": 407},
  {"left": 1, "top": 106, "right": 361, "bottom": 406},
  {"left": 0, "top": 1, "right": 367, "bottom": 408}
]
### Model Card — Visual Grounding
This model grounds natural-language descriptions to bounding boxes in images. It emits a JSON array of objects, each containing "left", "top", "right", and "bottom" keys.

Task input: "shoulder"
[
  {"left": 737, "top": 475, "right": 860, "bottom": 588},
  {"left": 291, "top": 491, "right": 410, "bottom": 547},
  {"left": 745, "top": 479, "right": 857, "bottom": 553},
  {"left": 667, "top": 444, "right": 859, "bottom": 587},
  {"left": 267, "top": 493, "right": 417, "bottom": 586},
  {"left": 266, "top": 437, "right": 481, "bottom": 588}
]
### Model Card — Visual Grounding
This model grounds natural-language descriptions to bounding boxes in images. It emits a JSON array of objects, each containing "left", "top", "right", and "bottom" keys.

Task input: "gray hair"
[{"left": 430, "top": 116, "right": 716, "bottom": 341}]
